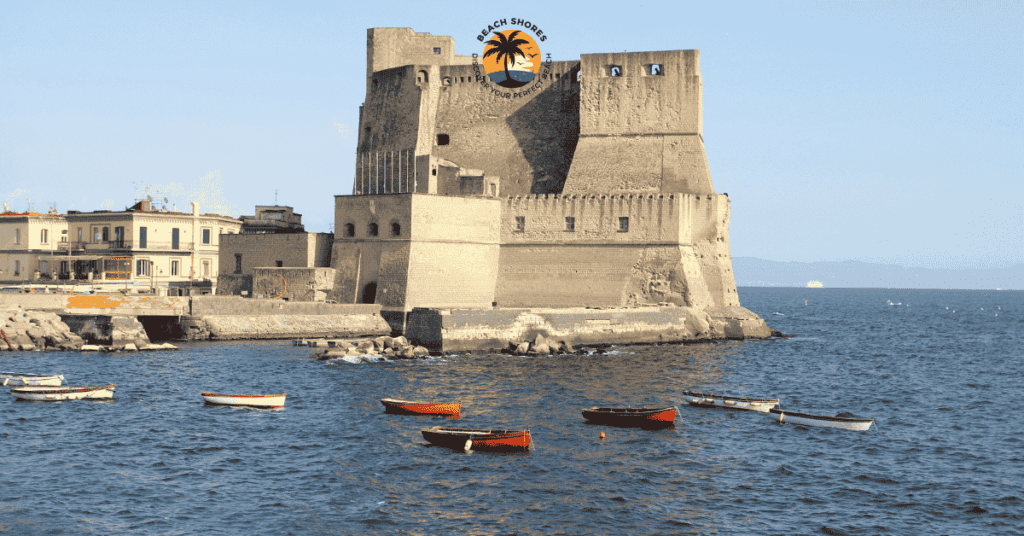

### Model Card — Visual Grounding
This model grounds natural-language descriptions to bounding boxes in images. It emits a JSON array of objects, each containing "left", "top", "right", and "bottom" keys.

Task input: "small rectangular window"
[
  {"left": 433, "top": 47, "right": 441, "bottom": 54},
  {"left": 234, "top": 254, "right": 242, "bottom": 274},
  {"left": 15, "top": 229, "right": 21, "bottom": 244},
  {"left": 102, "top": 227, "right": 109, "bottom": 242},
  {"left": 276, "top": 260, "right": 283, "bottom": 267},
  {"left": 618, "top": 217, "right": 629, "bottom": 232},
  {"left": 437, "top": 134, "right": 449, "bottom": 146},
  {"left": 171, "top": 260, "right": 179, "bottom": 276},
  {"left": 202, "top": 260, "right": 211, "bottom": 277},
  {"left": 202, "top": 228, "right": 211, "bottom": 245},
  {"left": 565, "top": 217, "right": 575, "bottom": 232},
  {"left": 138, "top": 227, "right": 147, "bottom": 248},
  {"left": 14, "top": 260, "right": 20, "bottom": 276},
  {"left": 77, "top": 228, "right": 83, "bottom": 242},
  {"left": 514, "top": 216, "right": 525, "bottom": 232},
  {"left": 172, "top": 228, "right": 180, "bottom": 249},
  {"left": 136, "top": 259, "right": 150, "bottom": 276},
  {"left": 41, "top": 229, "right": 48, "bottom": 243}
]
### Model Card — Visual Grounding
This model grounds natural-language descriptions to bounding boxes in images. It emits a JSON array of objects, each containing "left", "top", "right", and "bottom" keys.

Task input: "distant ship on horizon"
[{"left": 807, "top": 280, "right": 824, "bottom": 288}]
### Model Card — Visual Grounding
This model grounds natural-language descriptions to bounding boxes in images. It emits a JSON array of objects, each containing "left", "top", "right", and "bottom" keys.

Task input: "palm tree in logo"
[{"left": 484, "top": 30, "right": 531, "bottom": 88}]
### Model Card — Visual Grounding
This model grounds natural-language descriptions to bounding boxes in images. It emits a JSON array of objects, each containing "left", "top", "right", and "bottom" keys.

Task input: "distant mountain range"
[{"left": 731, "top": 257, "right": 1024, "bottom": 289}]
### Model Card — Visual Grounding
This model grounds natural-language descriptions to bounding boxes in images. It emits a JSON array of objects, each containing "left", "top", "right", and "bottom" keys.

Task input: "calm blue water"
[{"left": 2, "top": 288, "right": 1022, "bottom": 535}]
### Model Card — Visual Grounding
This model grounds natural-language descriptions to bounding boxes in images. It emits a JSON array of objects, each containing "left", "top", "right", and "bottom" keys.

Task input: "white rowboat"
[
  {"left": 681, "top": 391, "right": 780, "bottom": 413},
  {"left": 10, "top": 384, "right": 115, "bottom": 401},
  {"left": 769, "top": 408, "right": 874, "bottom": 431},
  {"left": 201, "top": 392, "right": 286, "bottom": 408},
  {"left": 2, "top": 372, "right": 64, "bottom": 386}
]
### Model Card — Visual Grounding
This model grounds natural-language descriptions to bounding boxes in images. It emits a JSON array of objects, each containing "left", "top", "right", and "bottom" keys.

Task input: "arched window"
[
  {"left": 391, "top": 222, "right": 401, "bottom": 237},
  {"left": 362, "top": 282, "right": 377, "bottom": 304},
  {"left": 368, "top": 222, "right": 379, "bottom": 237},
  {"left": 609, "top": 65, "right": 622, "bottom": 77},
  {"left": 344, "top": 223, "right": 355, "bottom": 237},
  {"left": 417, "top": 70, "right": 428, "bottom": 84}
]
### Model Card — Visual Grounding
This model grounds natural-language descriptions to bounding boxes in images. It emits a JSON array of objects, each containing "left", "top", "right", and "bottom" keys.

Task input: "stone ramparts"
[{"left": 406, "top": 305, "right": 772, "bottom": 352}]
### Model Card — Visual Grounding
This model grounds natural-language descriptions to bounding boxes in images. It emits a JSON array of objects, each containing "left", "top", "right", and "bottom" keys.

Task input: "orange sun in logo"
[{"left": 482, "top": 30, "right": 541, "bottom": 88}]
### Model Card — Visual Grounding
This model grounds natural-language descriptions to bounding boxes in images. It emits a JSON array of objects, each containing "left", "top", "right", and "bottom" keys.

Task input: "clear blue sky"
[{"left": 2, "top": 1, "right": 1021, "bottom": 269}]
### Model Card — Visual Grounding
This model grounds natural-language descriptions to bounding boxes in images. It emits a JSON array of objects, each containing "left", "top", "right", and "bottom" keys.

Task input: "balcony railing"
[{"left": 60, "top": 240, "right": 197, "bottom": 251}]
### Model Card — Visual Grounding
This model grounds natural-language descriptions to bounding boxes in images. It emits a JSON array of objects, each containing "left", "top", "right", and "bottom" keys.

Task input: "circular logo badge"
[{"left": 482, "top": 30, "right": 541, "bottom": 89}]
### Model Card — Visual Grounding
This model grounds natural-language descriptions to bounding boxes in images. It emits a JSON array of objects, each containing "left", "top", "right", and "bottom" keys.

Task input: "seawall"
[{"left": 405, "top": 304, "right": 772, "bottom": 352}]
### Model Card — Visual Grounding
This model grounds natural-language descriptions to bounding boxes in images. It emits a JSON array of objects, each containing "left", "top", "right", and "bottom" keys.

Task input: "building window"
[
  {"left": 77, "top": 228, "right": 83, "bottom": 242},
  {"left": 565, "top": 217, "right": 575, "bottom": 232},
  {"left": 15, "top": 229, "right": 20, "bottom": 244},
  {"left": 433, "top": 47, "right": 441, "bottom": 54},
  {"left": 618, "top": 217, "right": 630, "bottom": 232},
  {"left": 391, "top": 222, "right": 401, "bottom": 237},
  {"left": 344, "top": 223, "right": 355, "bottom": 237},
  {"left": 172, "top": 260, "right": 180, "bottom": 276},
  {"left": 41, "top": 229, "right": 48, "bottom": 244},
  {"left": 234, "top": 255, "right": 241, "bottom": 274},
  {"left": 202, "top": 228, "right": 211, "bottom": 245},
  {"left": 442, "top": 77, "right": 452, "bottom": 86},
  {"left": 102, "top": 227, "right": 109, "bottom": 242},
  {"left": 172, "top": 228, "right": 180, "bottom": 249},
  {"left": 514, "top": 216, "right": 525, "bottom": 232},
  {"left": 368, "top": 222, "right": 379, "bottom": 237},
  {"left": 437, "top": 134, "right": 449, "bottom": 146},
  {"left": 136, "top": 259, "right": 151, "bottom": 276},
  {"left": 202, "top": 260, "right": 211, "bottom": 278},
  {"left": 14, "top": 260, "right": 20, "bottom": 276},
  {"left": 138, "top": 227, "right": 147, "bottom": 248},
  {"left": 648, "top": 64, "right": 663, "bottom": 76},
  {"left": 489, "top": 183, "right": 497, "bottom": 197},
  {"left": 417, "top": 70, "right": 428, "bottom": 83},
  {"left": 609, "top": 65, "right": 622, "bottom": 77},
  {"left": 275, "top": 260, "right": 283, "bottom": 267},
  {"left": 113, "top": 226, "right": 124, "bottom": 246}
]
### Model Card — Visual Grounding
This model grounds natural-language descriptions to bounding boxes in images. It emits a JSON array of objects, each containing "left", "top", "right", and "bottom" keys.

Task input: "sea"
[{"left": 1, "top": 288, "right": 1021, "bottom": 535}]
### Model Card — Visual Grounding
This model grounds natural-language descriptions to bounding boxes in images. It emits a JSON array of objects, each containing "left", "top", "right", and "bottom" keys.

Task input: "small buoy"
[
  {"left": 599, "top": 432, "right": 606, "bottom": 439},
  {"left": 198, "top": 469, "right": 202, "bottom": 472},
  {"left": 464, "top": 439, "right": 472, "bottom": 451}
]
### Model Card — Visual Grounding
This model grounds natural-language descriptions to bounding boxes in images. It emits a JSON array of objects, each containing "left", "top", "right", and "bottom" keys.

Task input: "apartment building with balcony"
[
  {"left": 62, "top": 200, "right": 241, "bottom": 293},
  {"left": 0, "top": 211, "right": 68, "bottom": 282}
]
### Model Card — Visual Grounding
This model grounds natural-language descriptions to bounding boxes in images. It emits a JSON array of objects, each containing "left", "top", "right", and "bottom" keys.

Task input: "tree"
[{"left": 484, "top": 30, "right": 530, "bottom": 87}]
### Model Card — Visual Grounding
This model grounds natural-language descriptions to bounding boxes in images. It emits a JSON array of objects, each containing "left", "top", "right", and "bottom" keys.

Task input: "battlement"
[{"left": 500, "top": 193, "right": 728, "bottom": 245}]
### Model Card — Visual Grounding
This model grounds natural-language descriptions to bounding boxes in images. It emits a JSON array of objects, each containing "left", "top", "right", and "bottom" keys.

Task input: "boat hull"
[
  {"left": 421, "top": 426, "right": 531, "bottom": 452},
  {"left": 681, "top": 391, "right": 779, "bottom": 413},
  {"left": 381, "top": 398, "right": 460, "bottom": 418},
  {"left": 201, "top": 392, "right": 286, "bottom": 408},
  {"left": 2, "top": 373, "right": 64, "bottom": 387},
  {"left": 769, "top": 408, "right": 873, "bottom": 431},
  {"left": 10, "top": 384, "right": 115, "bottom": 401},
  {"left": 581, "top": 407, "right": 677, "bottom": 428}
]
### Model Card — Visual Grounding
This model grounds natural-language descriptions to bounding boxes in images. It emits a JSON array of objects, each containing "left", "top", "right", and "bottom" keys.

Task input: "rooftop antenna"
[{"left": 275, "top": 189, "right": 279, "bottom": 205}]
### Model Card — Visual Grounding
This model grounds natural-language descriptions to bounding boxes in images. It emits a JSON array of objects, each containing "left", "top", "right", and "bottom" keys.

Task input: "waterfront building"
[
  {"left": 217, "top": 205, "right": 333, "bottom": 299},
  {"left": 0, "top": 210, "right": 68, "bottom": 283},
  {"left": 328, "top": 28, "right": 752, "bottom": 332},
  {"left": 62, "top": 199, "right": 241, "bottom": 294}
]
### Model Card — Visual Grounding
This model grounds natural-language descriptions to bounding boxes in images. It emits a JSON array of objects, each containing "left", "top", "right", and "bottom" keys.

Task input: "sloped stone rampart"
[
  {"left": 190, "top": 314, "right": 391, "bottom": 341},
  {"left": 406, "top": 305, "right": 772, "bottom": 352}
]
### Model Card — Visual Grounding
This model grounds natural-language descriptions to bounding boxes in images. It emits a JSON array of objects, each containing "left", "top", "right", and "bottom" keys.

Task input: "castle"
[{"left": 329, "top": 28, "right": 765, "bottom": 338}]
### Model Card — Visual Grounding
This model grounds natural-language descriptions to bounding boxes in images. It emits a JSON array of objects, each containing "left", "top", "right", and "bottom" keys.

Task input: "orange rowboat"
[
  {"left": 581, "top": 406, "right": 678, "bottom": 428},
  {"left": 381, "top": 398, "right": 460, "bottom": 418},
  {"left": 421, "top": 426, "right": 531, "bottom": 452}
]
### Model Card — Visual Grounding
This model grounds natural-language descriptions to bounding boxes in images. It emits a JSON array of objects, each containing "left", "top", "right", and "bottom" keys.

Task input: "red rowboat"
[
  {"left": 421, "top": 426, "right": 531, "bottom": 452},
  {"left": 381, "top": 398, "right": 460, "bottom": 418},
  {"left": 581, "top": 406, "right": 678, "bottom": 428}
]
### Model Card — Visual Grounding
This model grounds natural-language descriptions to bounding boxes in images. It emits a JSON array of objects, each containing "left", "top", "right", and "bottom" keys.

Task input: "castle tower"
[{"left": 561, "top": 50, "right": 715, "bottom": 195}]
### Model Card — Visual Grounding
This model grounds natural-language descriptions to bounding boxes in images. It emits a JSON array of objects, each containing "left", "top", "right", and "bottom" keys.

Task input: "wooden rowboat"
[
  {"left": 201, "top": 392, "right": 286, "bottom": 408},
  {"left": 421, "top": 426, "right": 531, "bottom": 452},
  {"left": 769, "top": 408, "right": 874, "bottom": 431},
  {"left": 2, "top": 372, "right": 64, "bottom": 386},
  {"left": 681, "top": 391, "right": 780, "bottom": 413},
  {"left": 381, "top": 398, "right": 460, "bottom": 418},
  {"left": 581, "top": 406, "right": 678, "bottom": 428},
  {"left": 10, "top": 384, "right": 115, "bottom": 401}
]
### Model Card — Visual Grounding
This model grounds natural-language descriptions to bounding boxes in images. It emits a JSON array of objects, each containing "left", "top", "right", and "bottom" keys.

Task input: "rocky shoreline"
[{"left": 1, "top": 306, "right": 176, "bottom": 352}]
